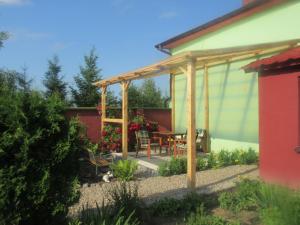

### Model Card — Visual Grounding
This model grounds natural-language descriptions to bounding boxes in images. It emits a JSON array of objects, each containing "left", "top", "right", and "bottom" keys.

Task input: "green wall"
[{"left": 171, "top": 1, "right": 300, "bottom": 152}]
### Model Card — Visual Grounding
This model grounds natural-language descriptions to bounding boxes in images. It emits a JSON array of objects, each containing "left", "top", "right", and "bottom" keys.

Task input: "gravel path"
[{"left": 69, "top": 165, "right": 258, "bottom": 215}]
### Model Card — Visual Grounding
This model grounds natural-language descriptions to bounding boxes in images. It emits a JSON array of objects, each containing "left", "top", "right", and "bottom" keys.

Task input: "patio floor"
[{"left": 112, "top": 150, "right": 206, "bottom": 171}]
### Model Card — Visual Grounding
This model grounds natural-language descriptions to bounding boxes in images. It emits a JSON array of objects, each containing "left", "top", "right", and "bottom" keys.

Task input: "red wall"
[
  {"left": 259, "top": 71, "right": 300, "bottom": 187},
  {"left": 66, "top": 108, "right": 102, "bottom": 143},
  {"left": 65, "top": 108, "right": 171, "bottom": 143}
]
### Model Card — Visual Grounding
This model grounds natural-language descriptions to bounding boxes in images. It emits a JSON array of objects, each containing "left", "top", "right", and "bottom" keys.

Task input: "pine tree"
[
  {"left": 71, "top": 48, "right": 102, "bottom": 107},
  {"left": 43, "top": 55, "right": 67, "bottom": 100}
]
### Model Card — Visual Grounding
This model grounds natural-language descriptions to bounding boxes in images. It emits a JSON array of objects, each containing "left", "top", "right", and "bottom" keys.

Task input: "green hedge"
[
  {"left": 0, "top": 91, "right": 86, "bottom": 225},
  {"left": 158, "top": 148, "right": 258, "bottom": 176}
]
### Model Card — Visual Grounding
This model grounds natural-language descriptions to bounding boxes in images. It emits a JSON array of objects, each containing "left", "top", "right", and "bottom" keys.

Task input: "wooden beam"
[
  {"left": 204, "top": 65, "right": 210, "bottom": 153},
  {"left": 171, "top": 73, "right": 176, "bottom": 132},
  {"left": 121, "top": 81, "right": 130, "bottom": 159},
  {"left": 103, "top": 118, "right": 123, "bottom": 123},
  {"left": 186, "top": 59, "right": 196, "bottom": 190},
  {"left": 101, "top": 86, "right": 107, "bottom": 135}
]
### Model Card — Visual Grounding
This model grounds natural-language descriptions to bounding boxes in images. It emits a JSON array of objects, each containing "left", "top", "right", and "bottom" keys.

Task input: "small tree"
[
  {"left": 128, "top": 83, "right": 142, "bottom": 108},
  {"left": 43, "top": 55, "right": 67, "bottom": 100},
  {"left": 71, "top": 48, "right": 102, "bottom": 107},
  {"left": 140, "top": 78, "right": 163, "bottom": 108}
]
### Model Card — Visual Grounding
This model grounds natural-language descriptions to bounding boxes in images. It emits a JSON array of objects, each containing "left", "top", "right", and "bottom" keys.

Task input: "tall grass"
[{"left": 256, "top": 184, "right": 300, "bottom": 225}]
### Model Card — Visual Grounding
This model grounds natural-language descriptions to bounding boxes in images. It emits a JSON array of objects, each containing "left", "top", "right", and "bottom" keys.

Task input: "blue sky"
[{"left": 0, "top": 0, "right": 242, "bottom": 95}]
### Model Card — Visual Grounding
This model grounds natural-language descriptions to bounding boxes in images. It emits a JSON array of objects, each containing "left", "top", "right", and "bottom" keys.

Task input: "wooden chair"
[
  {"left": 173, "top": 129, "right": 206, "bottom": 156},
  {"left": 88, "top": 151, "right": 110, "bottom": 176},
  {"left": 135, "top": 130, "right": 160, "bottom": 159}
]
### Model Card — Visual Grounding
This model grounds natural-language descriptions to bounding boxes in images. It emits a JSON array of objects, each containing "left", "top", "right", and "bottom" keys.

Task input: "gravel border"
[{"left": 69, "top": 165, "right": 258, "bottom": 216}]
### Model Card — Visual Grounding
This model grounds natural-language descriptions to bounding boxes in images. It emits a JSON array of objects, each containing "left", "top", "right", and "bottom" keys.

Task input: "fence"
[{"left": 65, "top": 107, "right": 171, "bottom": 143}]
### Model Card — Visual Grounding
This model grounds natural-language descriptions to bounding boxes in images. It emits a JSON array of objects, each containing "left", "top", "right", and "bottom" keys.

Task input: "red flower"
[{"left": 102, "top": 131, "right": 107, "bottom": 136}]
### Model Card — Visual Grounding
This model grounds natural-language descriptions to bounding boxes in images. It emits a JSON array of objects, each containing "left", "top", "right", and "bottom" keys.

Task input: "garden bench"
[{"left": 87, "top": 151, "right": 111, "bottom": 175}]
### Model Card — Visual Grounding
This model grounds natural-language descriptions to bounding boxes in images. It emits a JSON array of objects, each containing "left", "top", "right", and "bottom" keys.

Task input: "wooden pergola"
[{"left": 94, "top": 39, "right": 300, "bottom": 189}]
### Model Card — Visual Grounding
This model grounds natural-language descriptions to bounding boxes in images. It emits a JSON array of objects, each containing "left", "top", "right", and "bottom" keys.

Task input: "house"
[
  {"left": 94, "top": 0, "right": 300, "bottom": 188},
  {"left": 156, "top": 0, "right": 300, "bottom": 152}
]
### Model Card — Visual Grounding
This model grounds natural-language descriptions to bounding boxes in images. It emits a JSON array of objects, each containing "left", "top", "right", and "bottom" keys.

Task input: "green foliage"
[
  {"left": 69, "top": 203, "right": 139, "bottom": 225},
  {"left": 256, "top": 184, "right": 300, "bottom": 225},
  {"left": 0, "top": 91, "right": 85, "bottom": 225},
  {"left": 149, "top": 192, "right": 218, "bottom": 217},
  {"left": 207, "top": 152, "right": 218, "bottom": 169},
  {"left": 217, "top": 150, "right": 232, "bottom": 167},
  {"left": 158, "top": 157, "right": 187, "bottom": 176},
  {"left": 218, "top": 179, "right": 260, "bottom": 212},
  {"left": 0, "top": 68, "right": 32, "bottom": 94},
  {"left": 43, "top": 55, "right": 67, "bottom": 100},
  {"left": 186, "top": 204, "right": 240, "bottom": 225},
  {"left": 105, "top": 182, "right": 142, "bottom": 222},
  {"left": 159, "top": 149, "right": 258, "bottom": 177},
  {"left": 149, "top": 197, "right": 181, "bottom": 217},
  {"left": 238, "top": 148, "right": 258, "bottom": 165},
  {"left": 127, "top": 79, "right": 167, "bottom": 108},
  {"left": 71, "top": 48, "right": 102, "bottom": 107},
  {"left": 110, "top": 160, "right": 138, "bottom": 181}
]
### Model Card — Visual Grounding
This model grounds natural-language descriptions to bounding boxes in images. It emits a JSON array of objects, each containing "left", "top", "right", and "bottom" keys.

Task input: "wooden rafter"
[{"left": 93, "top": 39, "right": 300, "bottom": 87}]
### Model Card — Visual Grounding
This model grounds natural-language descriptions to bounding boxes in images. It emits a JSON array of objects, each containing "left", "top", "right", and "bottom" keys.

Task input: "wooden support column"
[
  {"left": 186, "top": 59, "right": 196, "bottom": 189},
  {"left": 101, "top": 86, "right": 107, "bottom": 134},
  {"left": 204, "top": 65, "right": 210, "bottom": 153},
  {"left": 171, "top": 74, "right": 176, "bottom": 132},
  {"left": 121, "top": 81, "right": 130, "bottom": 159}
]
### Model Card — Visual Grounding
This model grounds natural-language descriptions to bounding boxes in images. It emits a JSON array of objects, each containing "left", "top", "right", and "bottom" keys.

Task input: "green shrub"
[
  {"left": 0, "top": 92, "right": 85, "bottom": 225},
  {"left": 256, "top": 184, "right": 300, "bottom": 225},
  {"left": 69, "top": 203, "right": 139, "bottom": 225},
  {"left": 149, "top": 192, "right": 218, "bottom": 217},
  {"left": 158, "top": 161, "right": 170, "bottom": 176},
  {"left": 149, "top": 197, "right": 181, "bottom": 217},
  {"left": 217, "top": 150, "right": 232, "bottom": 167},
  {"left": 158, "top": 157, "right": 187, "bottom": 176},
  {"left": 238, "top": 148, "right": 258, "bottom": 165},
  {"left": 196, "top": 157, "right": 208, "bottom": 171},
  {"left": 229, "top": 150, "right": 240, "bottom": 165},
  {"left": 110, "top": 159, "right": 138, "bottom": 181},
  {"left": 207, "top": 152, "right": 217, "bottom": 169},
  {"left": 105, "top": 182, "right": 142, "bottom": 221},
  {"left": 218, "top": 179, "right": 260, "bottom": 212},
  {"left": 186, "top": 204, "right": 240, "bottom": 225}
]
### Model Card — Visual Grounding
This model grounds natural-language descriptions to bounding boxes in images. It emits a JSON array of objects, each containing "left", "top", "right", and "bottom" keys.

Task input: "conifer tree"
[
  {"left": 43, "top": 55, "right": 67, "bottom": 100},
  {"left": 71, "top": 48, "right": 102, "bottom": 107}
]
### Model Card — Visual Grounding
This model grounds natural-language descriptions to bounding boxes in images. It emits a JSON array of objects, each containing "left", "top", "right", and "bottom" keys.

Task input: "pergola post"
[
  {"left": 186, "top": 59, "right": 196, "bottom": 189},
  {"left": 121, "top": 81, "right": 130, "bottom": 159},
  {"left": 101, "top": 86, "right": 107, "bottom": 134},
  {"left": 171, "top": 74, "right": 176, "bottom": 132},
  {"left": 204, "top": 65, "right": 210, "bottom": 152}
]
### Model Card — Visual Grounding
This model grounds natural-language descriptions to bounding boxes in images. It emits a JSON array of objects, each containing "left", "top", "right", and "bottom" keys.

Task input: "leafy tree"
[
  {"left": 71, "top": 48, "right": 102, "bottom": 107},
  {"left": 140, "top": 78, "right": 164, "bottom": 108},
  {"left": 0, "top": 31, "right": 9, "bottom": 48},
  {"left": 0, "top": 89, "right": 85, "bottom": 225},
  {"left": 43, "top": 55, "right": 67, "bottom": 100}
]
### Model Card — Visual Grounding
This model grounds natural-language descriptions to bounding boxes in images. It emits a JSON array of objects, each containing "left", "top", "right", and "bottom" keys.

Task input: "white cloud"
[
  {"left": 159, "top": 11, "right": 178, "bottom": 19},
  {"left": 0, "top": 0, "right": 30, "bottom": 6}
]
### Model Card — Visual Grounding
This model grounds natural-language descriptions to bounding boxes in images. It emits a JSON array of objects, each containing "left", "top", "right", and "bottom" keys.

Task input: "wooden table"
[{"left": 152, "top": 131, "right": 186, "bottom": 156}]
